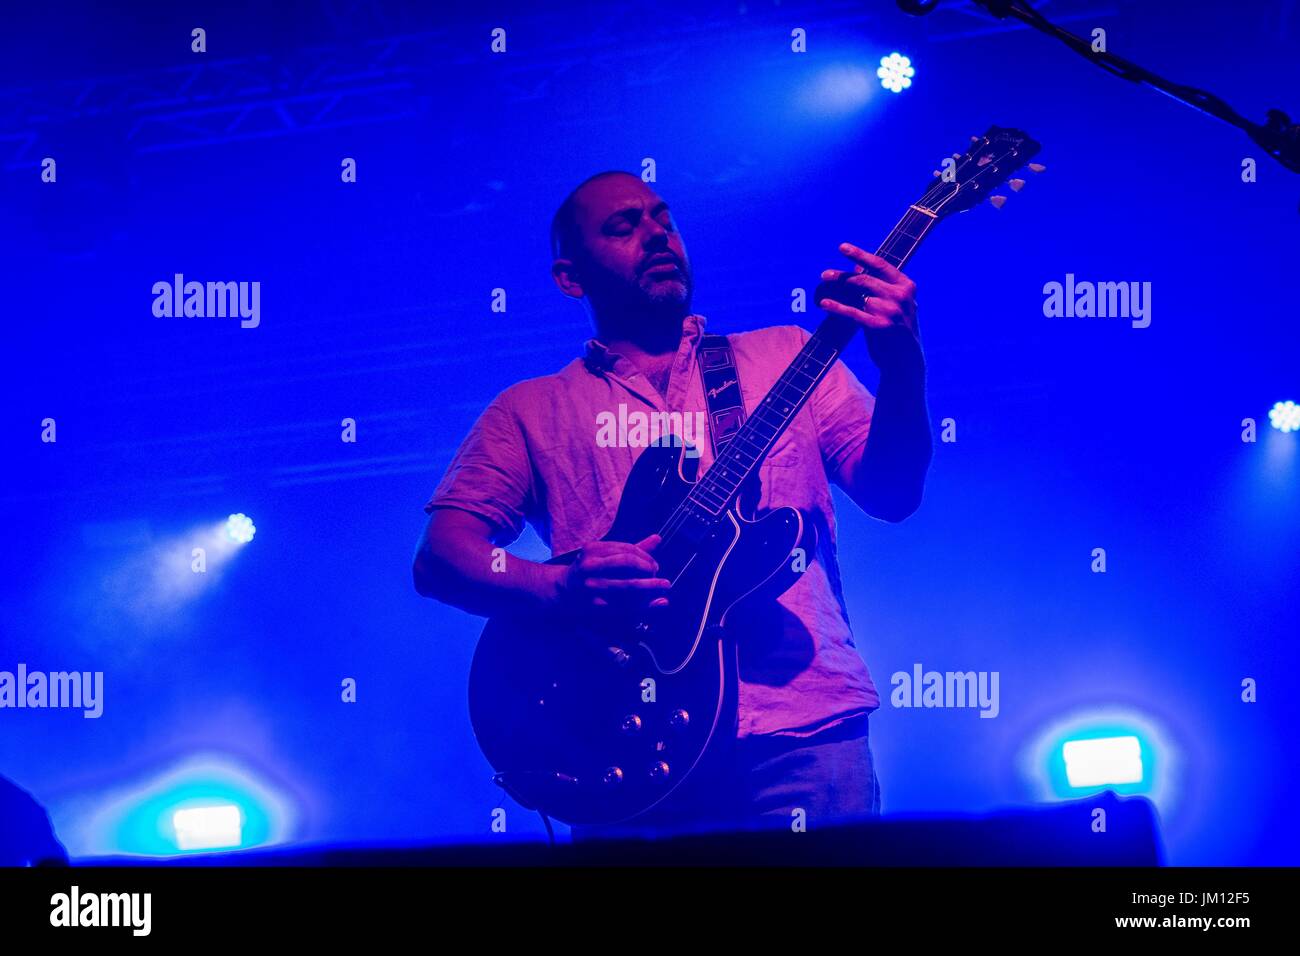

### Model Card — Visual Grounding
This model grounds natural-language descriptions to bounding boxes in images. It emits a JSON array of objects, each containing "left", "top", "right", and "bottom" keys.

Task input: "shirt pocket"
[
  {"left": 750, "top": 431, "right": 804, "bottom": 514},
  {"left": 763, "top": 432, "right": 802, "bottom": 469}
]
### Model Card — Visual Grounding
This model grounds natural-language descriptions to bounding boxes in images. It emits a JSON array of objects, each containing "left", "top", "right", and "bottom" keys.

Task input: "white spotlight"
[
  {"left": 877, "top": 52, "right": 915, "bottom": 93},
  {"left": 172, "top": 805, "right": 243, "bottom": 851},
  {"left": 1062, "top": 736, "right": 1144, "bottom": 788},
  {"left": 225, "top": 513, "right": 256, "bottom": 544},
  {"left": 1268, "top": 400, "right": 1300, "bottom": 433}
]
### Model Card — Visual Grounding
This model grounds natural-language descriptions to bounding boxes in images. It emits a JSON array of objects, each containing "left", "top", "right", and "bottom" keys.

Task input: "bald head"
[
  {"left": 549, "top": 170, "right": 642, "bottom": 260},
  {"left": 549, "top": 172, "right": 693, "bottom": 337}
]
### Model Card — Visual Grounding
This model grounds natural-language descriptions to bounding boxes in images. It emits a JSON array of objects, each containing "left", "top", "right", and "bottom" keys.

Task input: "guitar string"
[
  {"left": 651, "top": 205, "right": 938, "bottom": 555},
  {"left": 650, "top": 141, "right": 1029, "bottom": 552},
  {"left": 654, "top": 210, "right": 931, "bottom": 545},
  {"left": 651, "top": 142, "right": 1027, "bottom": 549}
]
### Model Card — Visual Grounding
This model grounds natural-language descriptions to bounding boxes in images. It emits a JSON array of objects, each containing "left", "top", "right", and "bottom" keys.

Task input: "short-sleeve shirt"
[{"left": 425, "top": 313, "right": 880, "bottom": 737}]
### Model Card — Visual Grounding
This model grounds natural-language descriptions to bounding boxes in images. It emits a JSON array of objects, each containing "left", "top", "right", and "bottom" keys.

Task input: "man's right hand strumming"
[
  {"left": 556, "top": 535, "right": 671, "bottom": 618},
  {"left": 414, "top": 510, "right": 669, "bottom": 622}
]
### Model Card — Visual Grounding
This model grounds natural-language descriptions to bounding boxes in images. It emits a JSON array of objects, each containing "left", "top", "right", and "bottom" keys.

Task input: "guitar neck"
[{"left": 684, "top": 204, "right": 939, "bottom": 518}]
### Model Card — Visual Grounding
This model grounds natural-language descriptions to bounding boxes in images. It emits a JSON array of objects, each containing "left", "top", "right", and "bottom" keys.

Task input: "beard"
[
  {"left": 641, "top": 273, "right": 692, "bottom": 313},
  {"left": 588, "top": 264, "right": 693, "bottom": 346}
]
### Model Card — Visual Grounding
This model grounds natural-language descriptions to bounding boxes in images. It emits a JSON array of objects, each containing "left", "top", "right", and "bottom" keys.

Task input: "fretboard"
[{"left": 684, "top": 204, "right": 938, "bottom": 518}]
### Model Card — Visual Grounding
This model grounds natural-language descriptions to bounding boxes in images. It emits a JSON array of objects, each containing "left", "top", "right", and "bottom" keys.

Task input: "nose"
[{"left": 641, "top": 216, "right": 670, "bottom": 246}]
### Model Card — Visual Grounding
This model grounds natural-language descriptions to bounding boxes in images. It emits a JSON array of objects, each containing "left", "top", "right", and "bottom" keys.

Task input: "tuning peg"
[
  {"left": 988, "top": 195, "right": 1008, "bottom": 209},
  {"left": 970, "top": 135, "right": 980, "bottom": 142},
  {"left": 1008, "top": 178, "right": 1025, "bottom": 192},
  {"left": 932, "top": 170, "right": 941, "bottom": 177},
  {"left": 1027, "top": 162, "right": 1046, "bottom": 173},
  {"left": 952, "top": 153, "right": 962, "bottom": 160}
]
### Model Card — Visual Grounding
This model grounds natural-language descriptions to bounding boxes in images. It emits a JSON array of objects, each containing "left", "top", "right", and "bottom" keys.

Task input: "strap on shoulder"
[{"left": 696, "top": 333, "right": 746, "bottom": 457}]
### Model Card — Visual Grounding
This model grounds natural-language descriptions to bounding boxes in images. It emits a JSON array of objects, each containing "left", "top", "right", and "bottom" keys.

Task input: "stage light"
[
  {"left": 1062, "top": 735, "right": 1143, "bottom": 788},
  {"left": 1268, "top": 400, "right": 1300, "bottom": 433},
  {"left": 225, "top": 513, "right": 256, "bottom": 544},
  {"left": 1049, "top": 725, "right": 1154, "bottom": 797},
  {"left": 74, "top": 755, "right": 296, "bottom": 857},
  {"left": 876, "top": 53, "right": 915, "bottom": 93},
  {"left": 1022, "top": 708, "right": 1178, "bottom": 814},
  {"left": 87, "top": 515, "right": 259, "bottom": 631},
  {"left": 172, "top": 804, "right": 243, "bottom": 851}
]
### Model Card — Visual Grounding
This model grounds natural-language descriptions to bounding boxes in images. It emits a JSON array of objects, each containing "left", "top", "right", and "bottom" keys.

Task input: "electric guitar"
[{"left": 468, "top": 126, "right": 1042, "bottom": 825}]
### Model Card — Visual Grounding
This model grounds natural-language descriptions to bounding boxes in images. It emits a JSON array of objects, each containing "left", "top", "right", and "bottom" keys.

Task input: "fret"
[
  {"left": 694, "top": 484, "right": 727, "bottom": 511},
  {"left": 803, "top": 347, "right": 836, "bottom": 368},
  {"left": 680, "top": 498, "right": 714, "bottom": 527},
  {"left": 776, "top": 377, "right": 804, "bottom": 397},
  {"left": 878, "top": 208, "right": 937, "bottom": 271}
]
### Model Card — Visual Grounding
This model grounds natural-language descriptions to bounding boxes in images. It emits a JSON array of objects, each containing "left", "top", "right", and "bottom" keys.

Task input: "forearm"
[
  {"left": 814, "top": 245, "right": 931, "bottom": 520},
  {"left": 852, "top": 360, "right": 932, "bottom": 521},
  {"left": 413, "top": 512, "right": 563, "bottom": 617}
]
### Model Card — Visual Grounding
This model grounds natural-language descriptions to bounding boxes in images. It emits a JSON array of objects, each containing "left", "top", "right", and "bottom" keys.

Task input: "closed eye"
[
  {"left": 602, "top": 203, "right": 674, "bottom": 236},
  {"left": 604, "top": 210, "right": 639, "bottom": 236}
]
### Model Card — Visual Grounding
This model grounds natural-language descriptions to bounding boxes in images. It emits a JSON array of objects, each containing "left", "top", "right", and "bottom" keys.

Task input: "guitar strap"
[{"left": 696, "top": 333, "right": 746, "bottom": 458}]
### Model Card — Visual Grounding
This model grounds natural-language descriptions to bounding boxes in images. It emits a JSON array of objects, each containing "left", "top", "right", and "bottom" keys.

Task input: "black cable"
[{"left": 897, "top": 0, "right": 1300, "bottom": 179}]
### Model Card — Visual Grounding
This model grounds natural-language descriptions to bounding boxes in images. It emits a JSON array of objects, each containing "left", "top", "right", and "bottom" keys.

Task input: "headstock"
[{"left": 920, "top": 125, "right": 1043, "bottom": 217}]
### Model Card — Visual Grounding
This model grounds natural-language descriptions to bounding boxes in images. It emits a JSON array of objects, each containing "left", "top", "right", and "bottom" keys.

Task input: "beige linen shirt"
[{"left": 426, "top": 313, "right": 881, "bottom": 736}]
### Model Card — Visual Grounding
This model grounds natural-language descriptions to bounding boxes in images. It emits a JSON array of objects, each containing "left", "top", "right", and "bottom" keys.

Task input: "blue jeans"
[{"left": 572, "top": 713, "right": 879, "bottom": 841}]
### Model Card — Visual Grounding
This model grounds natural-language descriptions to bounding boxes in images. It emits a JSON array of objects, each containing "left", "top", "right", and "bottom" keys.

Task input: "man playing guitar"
[{"left": 413, "top": 169, "right": 933, "bottom": 836}]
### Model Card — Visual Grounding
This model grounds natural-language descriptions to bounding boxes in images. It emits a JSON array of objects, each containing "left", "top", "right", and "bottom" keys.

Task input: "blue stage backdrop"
[{"left": 2, "top": 0, "right": 1297, "bottom": 864}]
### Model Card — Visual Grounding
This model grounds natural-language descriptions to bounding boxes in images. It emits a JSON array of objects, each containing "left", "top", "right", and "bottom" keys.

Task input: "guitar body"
[{"left": 468, "top": 442, "right": 814, "bottom": 825}]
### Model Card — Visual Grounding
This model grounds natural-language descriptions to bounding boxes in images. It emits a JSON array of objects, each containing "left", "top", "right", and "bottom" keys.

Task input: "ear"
[{"left": 551, "top": 258, "right": 585, "bottom": 300}]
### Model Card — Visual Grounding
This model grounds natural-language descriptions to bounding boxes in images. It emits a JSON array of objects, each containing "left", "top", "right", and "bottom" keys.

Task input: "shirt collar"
[{"left": 583, "top": 313, "right": 707, "bottom": 375}]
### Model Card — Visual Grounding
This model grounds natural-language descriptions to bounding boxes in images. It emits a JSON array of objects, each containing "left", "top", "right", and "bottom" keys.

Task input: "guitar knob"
[
  {"left": 669, "top": 708, "right": 690, "bottom": 730},
  {"left": 602, "top": 767, "right": 625, "bottom": 785},
  {"left": 621, "top": 714, "right": 643, "bottom": 734},
  {"left": 649, "top": 760, "right": 670, "bottom": 781}
]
